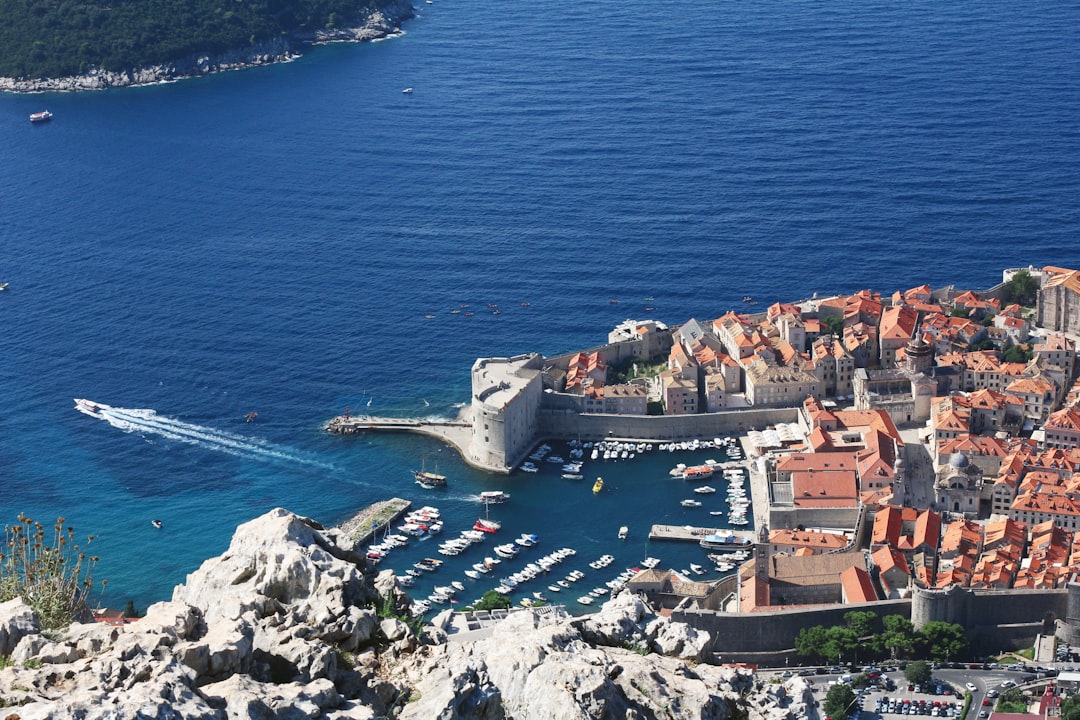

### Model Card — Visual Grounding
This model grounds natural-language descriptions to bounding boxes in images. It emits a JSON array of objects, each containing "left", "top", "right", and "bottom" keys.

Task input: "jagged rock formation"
[
  {"left": 0, "top": 508, "right": 818, "bottom": 719},
  {"left": 0, "top": 1, "right": 414, "bottom": 93}
]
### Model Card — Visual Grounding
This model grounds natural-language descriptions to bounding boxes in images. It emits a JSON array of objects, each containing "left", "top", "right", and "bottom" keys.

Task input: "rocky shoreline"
[
  {"left": 0, "top": 507, "right": 819, "bottom": 719},
  {"left": 0, "top": 0, "right": 415, "bottom": 94}
]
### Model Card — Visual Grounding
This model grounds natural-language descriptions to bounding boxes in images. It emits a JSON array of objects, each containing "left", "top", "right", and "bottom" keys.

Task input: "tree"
[
  {"left": 795, "top": 625, "right": 829, "bottom": 662},
  {"left": 951, "top": 307, "right": 971, "bottom": 318},
  {"left": 904, "top": 660, "right": 932, "bottom": 685},
  {"left": 122, "top": 599, "right": 140, "bottom": 619},
  {"left": 1002, "top": 344, "right": 1032, "bottom": 364},
  {"left": 1004, "top": 270, "right": 1039, "bottom": 306},
  {"left": 823, "top": 683, "right": 857, "bottom": 719},
  {"left": 845, "top": 610, "right": 879, "bottom": 638},
  {"left": 920, "top": 621, "right": 969, "bottom": 661},
  {"left": 822, "top": 625, "right": 860, "bottom": 664},
  {"left": 471, "top": 590, "right": 511, "bottom": 612},
  {"left": 1060, "top": 694, "right": 1080, "bottom": 720},
  {"left": 822, "top": 315, "right": 845, "bottom": 337},
  {"left": 879, "top": 615, "right": 919, "bottom": 659}
]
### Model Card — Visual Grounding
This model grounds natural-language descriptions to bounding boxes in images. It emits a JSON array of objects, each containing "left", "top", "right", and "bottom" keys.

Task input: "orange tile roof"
[{"left": 840, "top": 565, "right": 878, "bottom": 603}]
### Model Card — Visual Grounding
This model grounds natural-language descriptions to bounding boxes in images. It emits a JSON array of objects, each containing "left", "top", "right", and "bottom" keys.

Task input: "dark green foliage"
[
  {"left": 904, "top": 660, "right": 932, "bottom": 685},
  {"left": 1002, "top": 344, "right": 1032, "bottom": 364},
  {"left": 920, "top": 621, "right": 969, "bottom": 661},
  {"left": 823, "top": 683, "right": 857, "bottom": 719},
  {"left": 997, "top": 688, "right": 1028, "bottom": 714},
  {"left": 951, "top": 307, "right": 970, "bottom": 318},
  {"left": 821, "top": 315, "right": 845, "bottom": 337},
  {"left": 0, "top": 0, "right": 393, "bottom": 78},
  {"left": 122, "top": 599, "right": 140, "bottom": 618},
  {"left": 878, "top": 615, "right": 918, "bottom": 659},
  {"left": 1060, "top": 694, "right": 1080, "bottom": 720},
  {"left": 1003, "top": 270, "right": 1038, "bottom": 306},
  {"left": 470, "top": 590, "right": 511, "bottom": 612}
]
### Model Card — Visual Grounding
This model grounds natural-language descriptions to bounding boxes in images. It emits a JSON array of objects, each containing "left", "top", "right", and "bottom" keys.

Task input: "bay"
[{"left": 1, "top": 0, "right": 1078, "bottom": 610}]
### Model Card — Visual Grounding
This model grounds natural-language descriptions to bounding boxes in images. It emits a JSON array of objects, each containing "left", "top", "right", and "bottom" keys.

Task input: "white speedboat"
[
  {"left": 680, "top": 499, "right": 702, "bottom": 508},
  {"left": 694, "top": 486, "right": 717, "bottom": 495},
  {"left": 618, "top": 526, "right": 628, "bottom": 540}
]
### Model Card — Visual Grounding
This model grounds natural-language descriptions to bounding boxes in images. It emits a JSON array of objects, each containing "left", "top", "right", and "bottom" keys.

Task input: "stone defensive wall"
[
  {"left": 674, "top": 599, "right": 911, "bottom": 660},
  {"left": 536, "top": 407, "right": 800, "bottom": 442},
  {"left": 676, "top": 585, "right": 1070, "bottom": 663}
]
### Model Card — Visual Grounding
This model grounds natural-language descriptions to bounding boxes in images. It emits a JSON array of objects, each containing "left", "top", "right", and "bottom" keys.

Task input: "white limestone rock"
[
  {"left": 0, "top": 596, "right": 40, "bottom": 654},
  {"left": 173, "top": 508, "right": 376, "bottom": 627},
  {"left": 200, "top": 674, "right": 345, "bottom": 719},
  {"left": 398, "top": 607, "right": 743, "bottom": 720}
]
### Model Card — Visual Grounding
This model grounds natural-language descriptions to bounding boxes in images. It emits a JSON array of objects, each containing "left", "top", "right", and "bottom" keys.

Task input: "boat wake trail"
[{"left": 74, "top": 399, "right": 333, "bottom": 469}]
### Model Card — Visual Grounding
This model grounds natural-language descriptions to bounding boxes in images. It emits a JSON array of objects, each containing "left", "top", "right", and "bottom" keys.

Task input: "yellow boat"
[{"left": 592, "top": 477, "right": 604, "bottom": 494}]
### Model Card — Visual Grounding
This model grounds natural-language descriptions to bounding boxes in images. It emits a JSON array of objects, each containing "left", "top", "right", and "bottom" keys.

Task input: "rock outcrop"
[
  {"left": 0, "top": 508, "right": 817, "bottom": 719},
  {"left": 0, "top": 1, "right": 414, "bottom": 93}
]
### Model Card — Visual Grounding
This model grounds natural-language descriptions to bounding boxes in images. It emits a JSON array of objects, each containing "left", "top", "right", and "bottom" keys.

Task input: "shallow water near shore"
[{"left": 1, "top": 0, "right": 1078, "bottom": 610}]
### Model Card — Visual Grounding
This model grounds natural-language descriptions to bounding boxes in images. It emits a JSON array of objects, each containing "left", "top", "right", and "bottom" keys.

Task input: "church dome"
[{"left": 949, "top": 452, "right": 969, "bottom": 469}]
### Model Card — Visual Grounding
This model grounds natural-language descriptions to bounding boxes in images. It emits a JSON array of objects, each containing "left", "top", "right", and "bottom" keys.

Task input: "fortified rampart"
[
  {"left": 669, "top": 584, "right": 1072, "bottom": 663},
  {"left": 536, "top": 407, "right": 799, "bottom": 441}
]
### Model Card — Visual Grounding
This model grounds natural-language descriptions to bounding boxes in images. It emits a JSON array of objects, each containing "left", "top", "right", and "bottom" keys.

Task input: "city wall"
[
  {"left": 674, "top": 586, "right": 1069, "bottom": 663},
  {"left": 536, "top": 407, "right": 799, "bottom": 442}
]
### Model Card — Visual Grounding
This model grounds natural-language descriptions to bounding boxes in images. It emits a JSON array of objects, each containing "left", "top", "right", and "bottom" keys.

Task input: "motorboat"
[
  {"left": 562, "top": 473, "right": 583, "bottom": 480},
  {"left": 151, "top": 519, "right": 163, "bottom": 529},
  {"left": 29, "top": 110, "right": 52, "bottom": 123},
  {"left": 592, "top": 477, "right": 604, "bottom": 493},
  {"left": 618, "top": 525, "right": 628, "bottom": 540},
  {"left": 689, "top": 564, "right": 706, "bottom": 575},
  {"left": 520, "top": 462, "right": 539, "bottom": 473},
  {"left": 694, "top": 485, "right": 717, "bottom": 494},
  {"left": 480, "top": 491, "right": 510, "bottom": 504},
  {"left": 680, "top": 499, "right": 702, "bottom": 508},
  {"left": 473, "top": 518, "right": 501, "bottom": 533},
  {"left": 515, "top": 533, "right": 538, "bottom": 548},
  {"left": 577, "top": 596, "right": 594, "bottom": 605},
  {"left": 494, "top": 544, "right": 519, "bottom": 558}
]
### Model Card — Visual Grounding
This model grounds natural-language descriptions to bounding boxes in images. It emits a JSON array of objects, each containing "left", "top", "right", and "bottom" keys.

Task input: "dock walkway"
[
  {"left": 648, "top": 524, "right": 755, "bottom": 545},
  {"left": 336, "top": 498, "right": 412, "bottom": 547}
]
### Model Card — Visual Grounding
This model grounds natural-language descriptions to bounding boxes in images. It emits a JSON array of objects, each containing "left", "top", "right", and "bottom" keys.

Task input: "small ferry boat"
[
  {"left": 592, "top": 477, "right": 604, "bottom": 493},
  {"left": 413, "top": 462, "right": 447, "bottom": 488},
  {"left": 29, "top": 110, "right": 52, "bottom": 123},
  {"left": 479, "top": 490, "right": 510, "bottom": 504},
  {"left": 674, "top": 464, "right": 715, "bottom": 481},
  {"left": 699, "top": 531, "right": 754, "bottom": 551}
]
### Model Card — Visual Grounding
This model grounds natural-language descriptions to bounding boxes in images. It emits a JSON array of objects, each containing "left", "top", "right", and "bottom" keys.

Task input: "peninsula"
[
  {"left": 0, "top": 0, "right": 414, "bottom": 92},
  {"left": 329, "top": 265, "right": 1080, "bottom": 661}
]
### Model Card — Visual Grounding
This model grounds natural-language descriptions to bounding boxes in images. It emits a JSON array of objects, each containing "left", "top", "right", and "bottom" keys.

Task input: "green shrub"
[{"left": 0, "top": 515, "right": 100, "bottom": 630}]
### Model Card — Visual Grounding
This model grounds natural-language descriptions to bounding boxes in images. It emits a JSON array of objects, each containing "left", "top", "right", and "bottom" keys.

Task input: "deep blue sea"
[{"left": 2, "top": 0, "right": 1078, "bottom": 612}]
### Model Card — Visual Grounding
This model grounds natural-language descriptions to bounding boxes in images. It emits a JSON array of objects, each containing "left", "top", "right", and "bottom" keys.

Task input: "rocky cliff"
[
  {"left": 0, "top": 1, "right": 414, "bottom": 93},
  {"left": 0, "top": 508, "right": 819, "bottom": 719}
]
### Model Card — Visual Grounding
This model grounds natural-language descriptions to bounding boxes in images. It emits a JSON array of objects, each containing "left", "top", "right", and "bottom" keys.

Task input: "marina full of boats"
[{"left": 370, "top": 433, "right": 755, "bottom": 616}]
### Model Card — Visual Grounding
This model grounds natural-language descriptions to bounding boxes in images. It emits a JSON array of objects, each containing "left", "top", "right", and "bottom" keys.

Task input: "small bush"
[{"left": 0, "top": 515, "right": 100, "bottom": 630}]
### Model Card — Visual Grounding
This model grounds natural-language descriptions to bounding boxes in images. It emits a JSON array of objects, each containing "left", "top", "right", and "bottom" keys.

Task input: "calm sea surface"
[{"left": 1, "top": 1, "right": 1078, "bottom": 611}]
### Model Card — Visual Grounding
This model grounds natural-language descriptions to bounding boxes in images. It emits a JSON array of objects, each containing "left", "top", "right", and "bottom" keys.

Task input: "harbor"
[{"left": 333, "top": 432, "right": 762, "bottom": 615}]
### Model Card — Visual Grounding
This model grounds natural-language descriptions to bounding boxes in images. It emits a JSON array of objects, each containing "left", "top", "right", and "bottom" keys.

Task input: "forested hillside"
[{"left": 0, "top": 0, "right": 384, "bottom": 79}]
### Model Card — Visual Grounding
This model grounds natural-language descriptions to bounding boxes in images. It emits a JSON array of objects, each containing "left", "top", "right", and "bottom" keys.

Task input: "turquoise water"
[{"left": 1, "top": 0, "right": 1077, "bottom": 611}]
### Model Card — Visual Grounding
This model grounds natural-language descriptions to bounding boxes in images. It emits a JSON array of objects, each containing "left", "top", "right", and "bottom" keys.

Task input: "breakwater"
[{"left": 336, "top": 497, "right": 412, "bottom": 546}]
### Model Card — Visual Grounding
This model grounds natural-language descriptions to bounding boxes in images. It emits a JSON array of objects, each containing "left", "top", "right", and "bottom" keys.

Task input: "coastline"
[{"left": 0, "top": 0, "right": 414, "bottom": 94}]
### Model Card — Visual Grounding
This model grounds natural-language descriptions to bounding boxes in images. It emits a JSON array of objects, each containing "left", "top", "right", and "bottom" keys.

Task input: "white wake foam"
[{"left": 77, "top": 401, "right": 333, "bottom": 469}]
